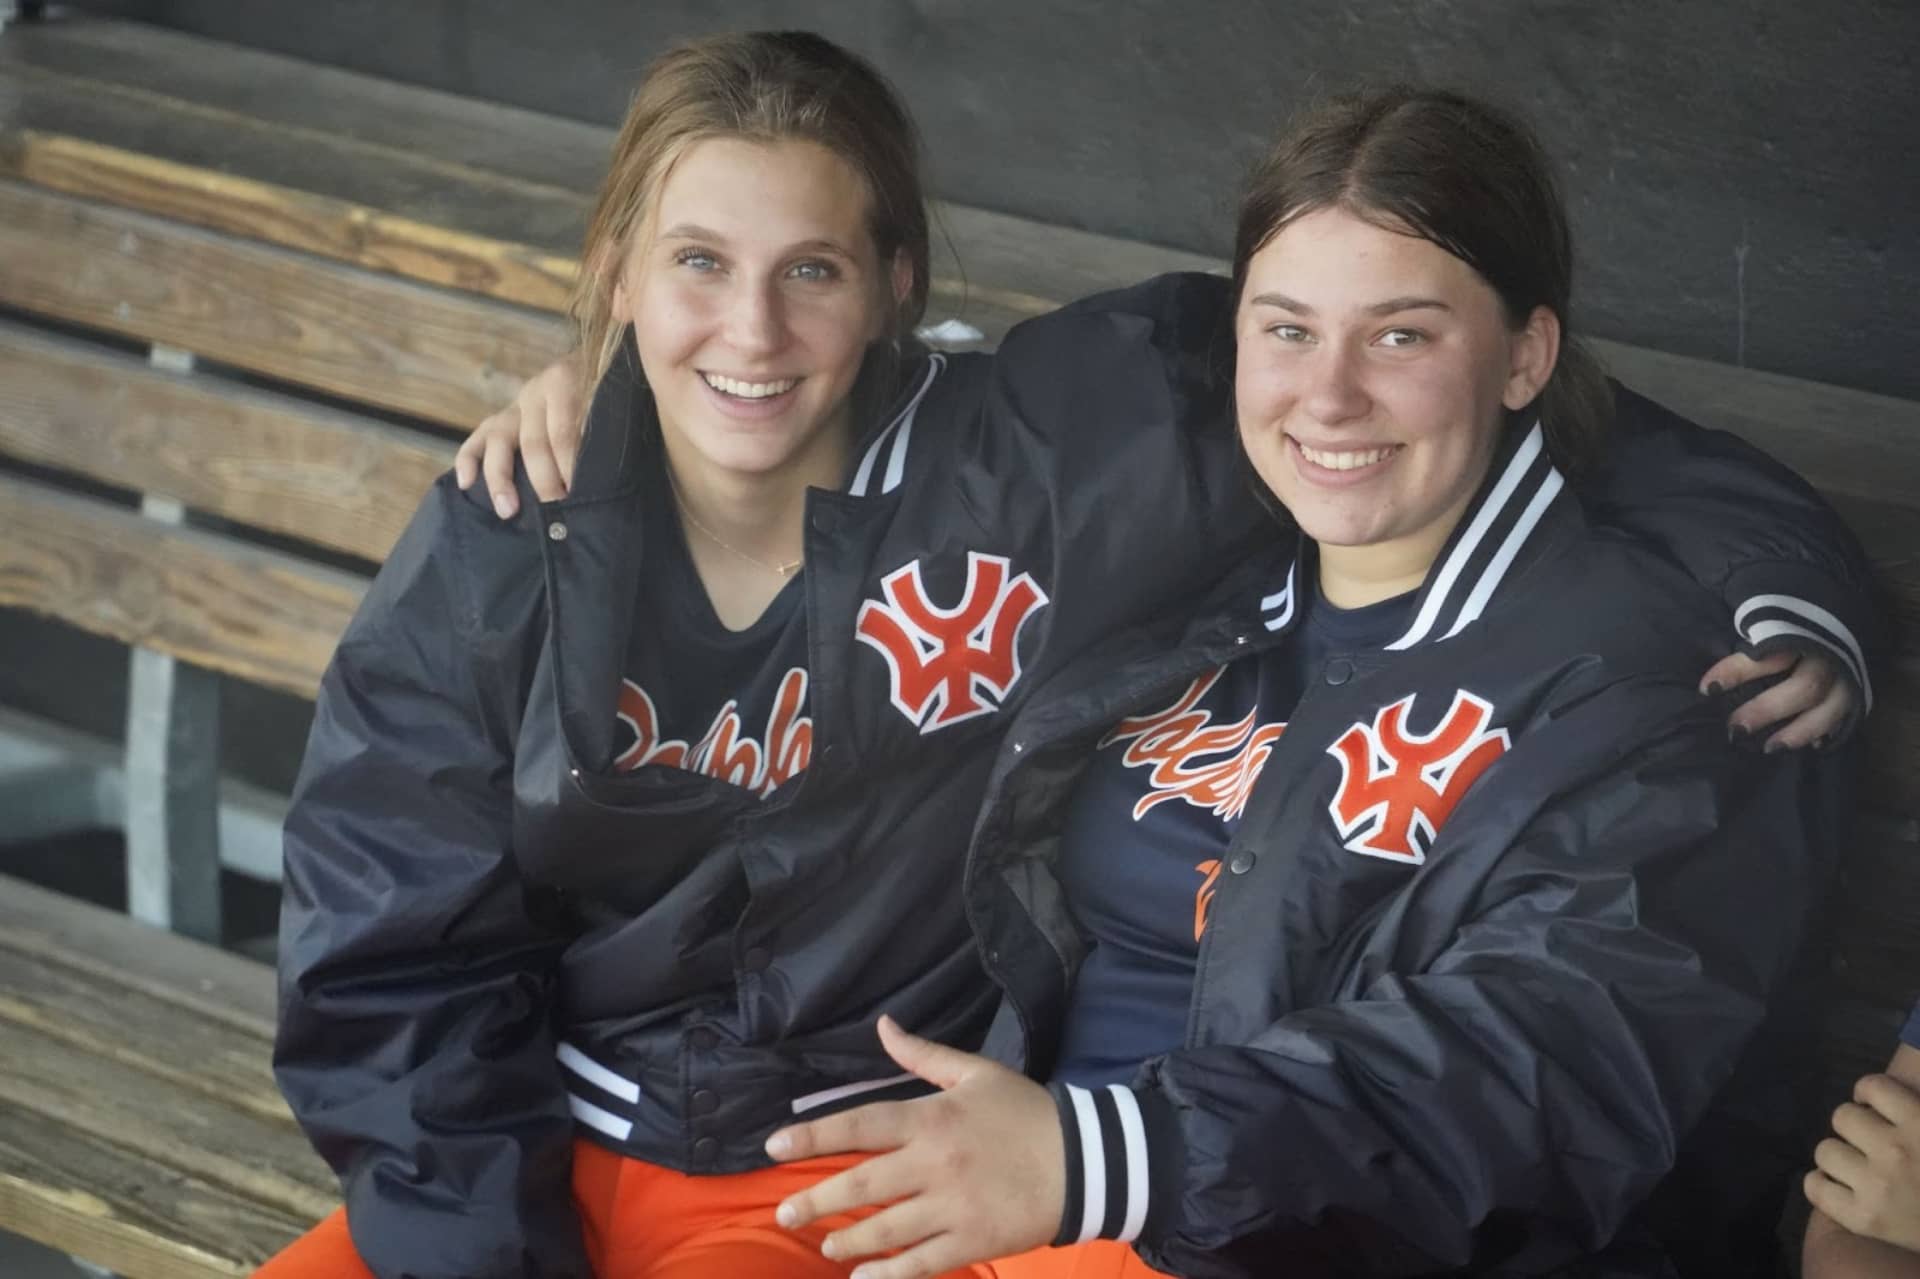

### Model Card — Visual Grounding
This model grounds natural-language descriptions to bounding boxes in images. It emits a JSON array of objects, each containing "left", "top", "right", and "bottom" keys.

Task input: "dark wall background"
[{"left": 68, "top": 0, "right": 1920, "bottom": 400}]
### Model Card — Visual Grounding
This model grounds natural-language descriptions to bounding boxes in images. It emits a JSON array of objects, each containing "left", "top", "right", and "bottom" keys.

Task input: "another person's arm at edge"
[
  {"left": 1588, "top": 382, "right": 1887, "bottom": 747},
  {"left": 1803, "top": 1040, "right": 1920, "bottom": 1279}
]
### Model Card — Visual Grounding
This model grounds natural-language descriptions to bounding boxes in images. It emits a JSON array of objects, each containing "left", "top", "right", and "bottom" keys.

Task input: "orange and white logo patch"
[
  {"left": 1099, "top": 667, "right": 1287, "bottom": 822},
  {"left": 854, "top": 552, "right": 1049, "bottom": 733},
  {"left": 612, "top": 667, "right": 812, "bottom": 798},
  {"left": 1325, "top": 690, "right": 1509, "bottom": 865}
]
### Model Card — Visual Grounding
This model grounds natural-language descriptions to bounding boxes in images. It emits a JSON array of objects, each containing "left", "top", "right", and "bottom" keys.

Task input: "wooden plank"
[
  {"left": 0, "top": 319, "right": 451, "bottom": 563},
  {"left": 0, "top": 942, "right": 288, "bottom": 1128},
  {"left": 0, "top": 179, "right": 568, "bottom": 428},
  {"left": 0, "top": 1017, "right": 332, "bottom": 1218},
  {"left": 1597, "top": 339, "right": 1920, "bottom": 511},
  {"left": 0, "top": 872, "right": 278, "bottom": 1031},
  {"left": 0, "top": 130, "right": 580, "bottom": 312},
  {"left": 0, "top": 1103, "right": 315, "bottom": 1279},
  {"left": 0, "top": 475, "right": 365, "bottom": 699},
  {"left": 0, "top": 17, "right": 1210, "bottom": 338}
]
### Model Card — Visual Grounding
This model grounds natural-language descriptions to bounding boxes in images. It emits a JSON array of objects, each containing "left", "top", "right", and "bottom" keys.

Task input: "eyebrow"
[
  {"left": 656, "top": 223, "right": 858, "bottom": 259},
  {"left": 1247, "top": 292, "right": 1453, "bottom": 317}
]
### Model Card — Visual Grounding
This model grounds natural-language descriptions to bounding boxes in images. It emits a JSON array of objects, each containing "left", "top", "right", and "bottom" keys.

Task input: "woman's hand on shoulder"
[
  {"left": 765, "top": 1015, "right": 1064, "bottom": 1278},
  {"left": 454, "top": 355, "right": 584, "bottom": 518},
  {"left": 1700, "top": 647, "right": 1854, "bottom": 751}
]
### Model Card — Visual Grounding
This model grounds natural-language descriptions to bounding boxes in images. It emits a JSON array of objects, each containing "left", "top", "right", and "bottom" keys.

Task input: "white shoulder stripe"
[
  {"left": 1387, "top": 423, "right": 1546, "bottom": 651},
  {"left": 1261, "top": 561, "right": 1299, "bottom": 631},
  {"left": 1442, "top": 467, "right": 1565, "bottom": 640},
  {"left": 849, "top": 353, "right": 945, "bottom": 497}
]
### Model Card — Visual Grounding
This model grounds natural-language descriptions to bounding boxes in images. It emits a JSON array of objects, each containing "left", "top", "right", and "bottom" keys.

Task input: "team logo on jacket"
[
  {"left": 612, "top": 667, "right": 811, "bottom": 798},
  {"left": 855, "top": 552, "right": 1049, "bottom": 732},
  {"left": 1325, "top": 690, "right": 1510, "bottom": 865},
  {"left": 1098, "top": 667, "right": 1286, "bottom": 821}
]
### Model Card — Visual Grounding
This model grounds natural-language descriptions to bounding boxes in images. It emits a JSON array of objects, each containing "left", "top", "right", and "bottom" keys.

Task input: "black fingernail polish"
[
  {"left": 1729, "top": 724, "right": 1750, "bottom": 743},
  {"left": 1764, "top": 740, "right": 1783, "bottom": 755},
  {"left": 1813, "top": 735, "right": 1829, "bottom": 750},
  {"left": 1704, "top": 681, "right": 1723, "bottom": 697}
]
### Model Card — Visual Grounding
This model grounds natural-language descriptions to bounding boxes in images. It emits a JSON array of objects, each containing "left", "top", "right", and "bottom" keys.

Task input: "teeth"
[
  {"left": 1298, "top": 443, "right": 1397, "bottom": 471},
  {"left": 704, "top": 373, "right": 798, "bottom": 399}
]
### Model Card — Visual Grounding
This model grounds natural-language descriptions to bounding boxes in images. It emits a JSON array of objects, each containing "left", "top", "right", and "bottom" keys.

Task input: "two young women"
[{"left": 268, "top": 31, "right": 1878, "bottom": 1279}]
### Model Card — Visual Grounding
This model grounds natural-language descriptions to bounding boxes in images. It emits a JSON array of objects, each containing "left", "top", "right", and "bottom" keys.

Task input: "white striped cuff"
[
  {"left": 1049, "top": 1082, "right": 1150, "bottom": 1246},
  {"left": 1733, "top": 592, "right": 1873, "bottom": 715}
]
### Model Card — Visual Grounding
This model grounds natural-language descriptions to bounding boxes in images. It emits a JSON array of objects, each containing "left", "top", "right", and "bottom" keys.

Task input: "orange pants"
[{"left": 255, "top": 1138, "right": 1166, "bottom": 1278}]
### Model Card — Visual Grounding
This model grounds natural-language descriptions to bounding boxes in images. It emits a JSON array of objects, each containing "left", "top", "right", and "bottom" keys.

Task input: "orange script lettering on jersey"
[
  {"left": 612, "top": 667, "right": 813, "bottom": 798},
  {"left": 1100, "top": 667, "right": 1286, "bottom": 822}
]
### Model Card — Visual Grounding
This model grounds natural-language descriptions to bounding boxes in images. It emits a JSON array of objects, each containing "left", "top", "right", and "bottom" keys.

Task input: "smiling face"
[
  {"left": 1234, "top": 206, "right": 1558, "bottom": 601},
  {"left": 612, "top": 135, "right": 907, "bottom": 489}
]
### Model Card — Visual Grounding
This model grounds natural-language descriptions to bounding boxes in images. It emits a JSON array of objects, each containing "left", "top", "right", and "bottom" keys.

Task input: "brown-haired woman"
[
  {"left": 277, "top": 36, "right": 1873, "bottom": 1279},
  {"left": 750, "top": 88, "right": 1872, "bottom": 1278}
]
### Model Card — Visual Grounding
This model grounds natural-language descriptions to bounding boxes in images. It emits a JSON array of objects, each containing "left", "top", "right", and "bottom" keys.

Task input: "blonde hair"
[{"left": 571, "top": 31, "right": 930, "bottom": 405}]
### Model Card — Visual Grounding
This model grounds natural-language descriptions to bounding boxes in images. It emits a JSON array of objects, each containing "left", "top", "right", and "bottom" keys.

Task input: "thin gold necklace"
[{"left": 668, "top": 474, "right": 803, "bottom": 578}]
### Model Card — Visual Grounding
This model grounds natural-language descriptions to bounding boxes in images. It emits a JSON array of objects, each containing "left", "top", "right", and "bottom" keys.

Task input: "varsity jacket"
[
  {"left": 274, "top": 273, "right": 1878, "bottom": 1279},
  {"left": 968, "top": 420, "right": 1859, "bottom": 1277}
]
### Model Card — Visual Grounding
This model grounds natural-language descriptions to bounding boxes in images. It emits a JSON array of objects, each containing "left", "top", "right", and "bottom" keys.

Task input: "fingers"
[
  {"left": 767, "top": 1100, "right": 910, "bottom": 1162},
  {"left": 520, "top": 425, "right": 569, "bottom": 503},
  {"left": 1857, "top": 1072, "right": 1920, "bottom": 1126},
  {"left": 1727, "top": 655, "right": 1838, "bottom": 745},
  {"left": 1761, "top": 681, "right": 1853, "bottom": 752},
  {"left": 876, "top": 1015, "right": 981, "bottom": 1090},
  {"left": 1699, "top": 648, "right": 1794, "bottom": 697},
  {"left": 453, "top": 427, "right": 482, "bottom": 489},
  {"left": 531, "top": 359, "right": 583, "bottom": 499},
  {"left": 777, "top": 1150, "right": 916, "bottom": 1231},
  {"left": 1814, "top": 1134, "right": 1872, "bottom": 1187},
  {"left": 1832, "top": 1100, "right": 1897, "bottom": 1157},
  {"left": 477, "top": 421, "right": 523, "bottom": 518},
  {"left": 1804, "top": 1168, "right": 1856, "bottom": 1221},
  {"left": 843, "top": 1231, "right": 977, "bottom": 1279}
]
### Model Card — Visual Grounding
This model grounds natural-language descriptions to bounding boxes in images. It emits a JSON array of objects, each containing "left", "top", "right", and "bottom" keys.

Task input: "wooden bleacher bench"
[{"left": 0, "top": 11, "right": 1913, "bottom": 1276}]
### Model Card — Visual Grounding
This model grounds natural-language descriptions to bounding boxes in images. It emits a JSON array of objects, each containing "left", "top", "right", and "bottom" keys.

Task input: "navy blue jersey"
[
  {"left": 1051, "top": 581, "right": 1415, "bottom": 1086},
  {"left": 1904, "top": 998, "right": 1920, "bottom": 1051},
  {"left": 613, "top": 466, "right": 812, "bottom": 797}
]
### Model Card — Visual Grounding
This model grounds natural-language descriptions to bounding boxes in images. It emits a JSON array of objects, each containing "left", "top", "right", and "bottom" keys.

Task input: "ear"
[
  {"left": 889, "top": 249, "right": 914, "bottom": 312},
  {"left": 1502, "top": 304, "right": 1562, "bottom": 412}
]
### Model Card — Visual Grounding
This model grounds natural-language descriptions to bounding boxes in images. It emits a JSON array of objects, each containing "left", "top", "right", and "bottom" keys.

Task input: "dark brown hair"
[
  {"left": 572, "top": 31, "right": 930, "bottom": 400},
  {"left": 1233, "top": 86, "right": 1613, "bottom": 474}
]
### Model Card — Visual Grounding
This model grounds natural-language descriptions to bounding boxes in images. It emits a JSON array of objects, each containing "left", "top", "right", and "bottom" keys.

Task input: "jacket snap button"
[
  {"left": 811, "top": 509, "right": 838, "bottom": 534},
  {"left": 687, "top": 1027, "right": 719, "bottom": 1052},
  {"left": 547, "top": 521, "right": 568, "bottom": 542},
  {"left": 692, "top": 1136, "right": 720, "bottom": 1165},
  {"left": 743, "top": 947, "right": 771, "bottom": 973},
  {"left": 691, "top": 1088, "right": 720, "bottom": 1116},
  {"left": 1324, "top": 658, "right": 1353, "bottom": 686},
  {"left": 1229, "top": 851, "right": 1256, "bottom": 875}
]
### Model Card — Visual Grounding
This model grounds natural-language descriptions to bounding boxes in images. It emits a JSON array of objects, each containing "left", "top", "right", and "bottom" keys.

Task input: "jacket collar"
[
  {"left": 536, "top": 330, "right": 948, "bottom": 774},
  {"left": 1254, "top": 419, "right": 1578, "bottom": 651}
]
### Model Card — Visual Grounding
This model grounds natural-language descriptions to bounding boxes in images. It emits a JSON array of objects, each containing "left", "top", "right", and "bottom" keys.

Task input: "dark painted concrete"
[{"left": 62, "top": 0, "right": 1920, "bottom": 399}]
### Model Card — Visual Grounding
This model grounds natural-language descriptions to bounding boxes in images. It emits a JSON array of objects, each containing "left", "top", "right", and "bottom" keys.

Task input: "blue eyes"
[{"left": 670, "top": 249, "right": 839, "bottom": 282}]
